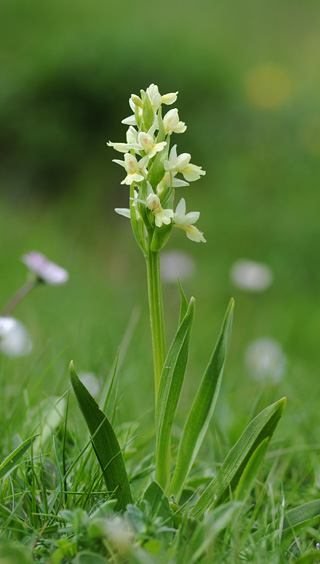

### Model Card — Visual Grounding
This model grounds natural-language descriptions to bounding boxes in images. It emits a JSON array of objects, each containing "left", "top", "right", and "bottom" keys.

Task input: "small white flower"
[
  {"left": 173, "top": 198, "right": 206, "bottom": 242},
  {"left": 0, "top": 317, "right": 32, "bottom": 357},
  {"left": 156, "top": 171, "right": 189, "bottom": 195},
  {"left": 165, "top": 145, "right": 206, "bottom": 181},
  {"left": 163, "top": 109, "right": 187, "bottom": 135},
  {"left": 113, "top": 153, "right": 148, "bottom": 185},
  {"left": 230, "top": 260, "right": 273, "bottom": 292},
  {"left": 146, "top": 84, "right": 178, "bottom": 110},
  {"left": 122, "top": 98, "right": 142, "bottom": 126},
  {"left": 21, "top": 252, "right": 69, "bottom": 285},
  {"left": 115, "top": 208, "right": 131, "bottom": 219},
  {"left": 107, "top": 127, "right": 140, "bottom": 153},
  {"left": 137, "top": 131, "right": 166, "bottom": 158},
  {"left": 161, "top": 250, "right": 194, "bottom": 283},
  {"left": 115, "top": 190, "right": 140, "bottom": 219},
  {"left": 146, "top": 192, "right": 174, "bottom": 228},
  {"left": 245, "top": 338, "right": 287, "bottom": 383}
]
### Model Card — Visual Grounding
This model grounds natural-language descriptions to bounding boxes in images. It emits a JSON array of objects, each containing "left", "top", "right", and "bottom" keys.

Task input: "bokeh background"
[{"left": 1, "top": 0, "right": 320, "bottom": 446}]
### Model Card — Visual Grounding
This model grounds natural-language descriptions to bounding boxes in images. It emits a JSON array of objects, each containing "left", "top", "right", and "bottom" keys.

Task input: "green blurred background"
[{"left": 1, "top": 0, "right": 320, "bottom": 445}]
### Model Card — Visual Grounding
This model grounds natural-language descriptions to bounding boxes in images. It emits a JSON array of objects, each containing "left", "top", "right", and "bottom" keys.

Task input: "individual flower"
[
  {"left": 164, "top": 145, "right": 206, "bottom": 181},
  {"left": 161, "top": 250, "right": 194, "bottom": 283},
  {"left": 21, "top": 252, "right": 69, "bottom": 285},
  {"left": 163, "top": 109, "right": 187, "bottom": 134},
  {"left": 113, "top": 153, "right": 148, "bottom": 185},
  {"left": 245, "top": 338, "right": 287, "bottom": 383},
  {"left": 156, "top": 171, "right": 189, "bottom": 195},
  {"left": 230, "top": 259, "right": 273, "bottom": 292},
  {"left": 0, "top": 316, "right": 32, "bottom": 357},
  {"left": 137, "top": 131, "right": 166, "bottom": 158},
  {"left": 107, "top": 126, "right": 140, "bottom": 153},
  {"left": 173, "top": 198, "right": 206, "bottom": 242},
  {"left": 146, "top": 84, "right": 178, "bottom": 110},
  {"left": 115, "top": 190, "right": 140, "bottom": 219},
  {"left": 122, "top": 97, "right": 142, "bottom": 126},
  {"left": 146, "top": 190, "right": 174, "bottom": 228}
]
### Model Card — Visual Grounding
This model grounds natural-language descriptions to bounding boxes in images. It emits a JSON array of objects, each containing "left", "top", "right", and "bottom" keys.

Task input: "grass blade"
[
  {"left": 0, "top": 435, "right": 38, "bottom": 480},
  {"left": 177, "top": 278, "right": 188, "bottom": 325},
  {"left": 234, "top": 437, "right": 270, "bottom": 503},
  {"left": 155, "top": 298, "right": 195, "bottom": 489},
  {"left": 169, "top": 298, "right": 234, "bottom": 501},
  {"left": 191, "top": 397, "right": 286, "bottom": 518},
  {"left": 253, "top": 499, "right": 320, "bottom": 547},
  {"left": 70, "top": 361, "right": 133, "bottom": 511}
]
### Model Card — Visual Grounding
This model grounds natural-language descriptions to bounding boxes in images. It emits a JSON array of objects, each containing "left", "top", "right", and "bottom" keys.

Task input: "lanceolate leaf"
[
  {"left": 283, "top": 499, "right": 320, "bottom": 530},
  {"left": 191, "top": 397, "right": 286, "bottom": 518},
  {"left": 177, "top": 278, "right": 188, "bottom": 326},
  {"left": 0, "top": 435, "right": 38, "bottom": 480},
  {"left": 70, "top": 362, "right": 133, "bottom": 511},
  {"left": 234, "top": 437, "right": 270, "bottom": 503},
  {"left": 169, "top": 299, "right": 234, "bottom": 501},
  {"left": 155, "top": 298, "right": 195, "bottom": 489}
]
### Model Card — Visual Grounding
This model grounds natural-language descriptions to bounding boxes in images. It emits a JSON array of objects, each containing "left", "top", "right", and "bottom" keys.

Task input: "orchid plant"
[
  {"left": 70, "top": 85, "right": 285, "bottom": 522},
  {"left": 109, "top": 84, "right": 206, "bottom": 399}
]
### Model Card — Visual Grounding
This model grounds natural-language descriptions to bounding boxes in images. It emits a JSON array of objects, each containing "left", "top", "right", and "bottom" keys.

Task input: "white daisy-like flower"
[
  {"left": 230, "top": 259, "right": 273, "bottom": 292},
  {"left": 0, "top": 317, "right": 32, "bottom": 357},
  {"left": 21, "top": 252, "right": 69, "bottom": 285},
  {"left": 173, "top": 198, "right": 206, "bottom": 242},
  {"left": 245, "top": 338, "right": 287, "bottom": 383},
  {"left": 161, "top": 250, "right": 194, "bottom": 283}
]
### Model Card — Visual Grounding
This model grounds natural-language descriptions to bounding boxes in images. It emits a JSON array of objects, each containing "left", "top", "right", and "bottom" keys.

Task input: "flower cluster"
[{"left": 108, "top": 84, "right": 206, "bottom": 253}]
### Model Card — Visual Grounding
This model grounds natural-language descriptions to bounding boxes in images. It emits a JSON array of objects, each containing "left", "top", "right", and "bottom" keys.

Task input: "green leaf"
[
  {"left": 70, "top": 361, "right": 133, "bottom": 511},
  {"left": 155, "top": 298, "right": 195, "bottom": 489},
  {"left": 283, "top": 499, "right": 320, "bottom": 529},
  {"left": 0, "top": 435, "right": 38, "bottom": 480},
  {"left": 156, "top": 107, "right": 166, "bottom": 143},
  {"left": 142, "top": 92, "right": 154, "bottom": 131},
  {"left": 235, "top": 437, "right": 270, "bottom": 503},
  {"left": 191, "top": 397, "right": 286, "bottom": 518},
  {"left": 141, "top": 481, "right": 173, "bottom": 525},
  {"left": 150, "top": 221, "right": 173, "bottom": 252},
  {"left": 281, "top": 500, "right": 320, "bottom": 544},
  {"left": 130, "top": 184, "right": 147, "bottom": 256},
  {"left": 169, "top": 299, "right": 234, "bottom": 501},
  {"left": 190, "top": 502, "right": 243, "bottom": 563},
  {"left": 147, "top": 149, "right": 167, "bottom": 188},
  {"left": 177, "top": 278, "right": 188, "bottom": 325}
]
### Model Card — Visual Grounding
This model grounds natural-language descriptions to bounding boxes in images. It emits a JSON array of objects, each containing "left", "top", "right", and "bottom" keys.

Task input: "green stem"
[
  {"left": 146, "top": 250, "right": 166, "bottom": 402},
  {"left": 1, "top": 279, "right": 38, "bottom": 316}
]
